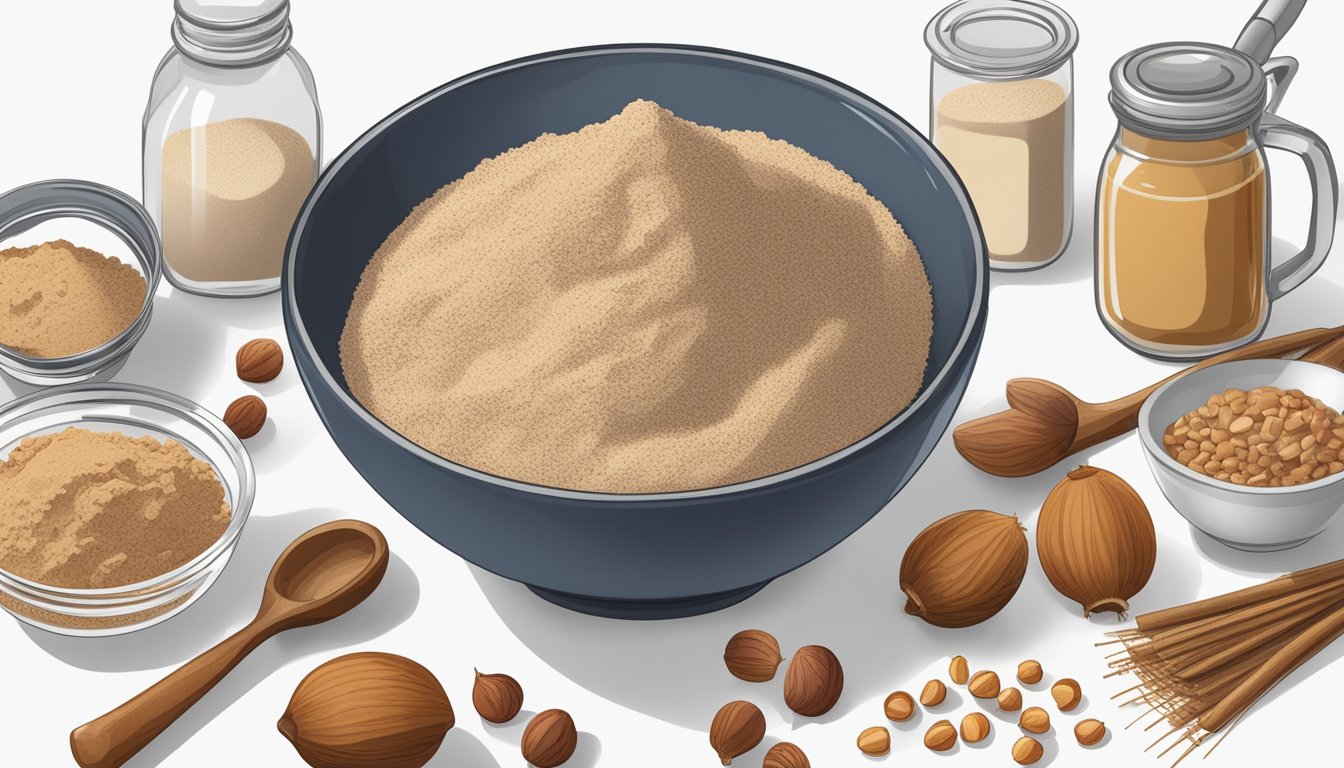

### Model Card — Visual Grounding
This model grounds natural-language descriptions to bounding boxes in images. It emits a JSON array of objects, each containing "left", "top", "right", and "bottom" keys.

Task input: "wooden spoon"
[
  {"left": 953, "top": 326, "right": 1344, "bottom": 477},
  {"left": 70, "top": 519, "right": 389, "bottom": 768}
]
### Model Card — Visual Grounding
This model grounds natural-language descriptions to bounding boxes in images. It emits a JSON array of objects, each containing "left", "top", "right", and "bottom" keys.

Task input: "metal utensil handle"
[
  {"left": 1234, "top": 0, "right": 1308, "bottom": 64},
  {"left": 1263, "top": 112, "right": 1338, "bottom": 299}
]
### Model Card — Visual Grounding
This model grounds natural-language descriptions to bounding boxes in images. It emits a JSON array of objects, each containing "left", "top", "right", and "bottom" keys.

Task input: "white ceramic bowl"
[{"left": 1138, "top": 358, "right": 1344, "bottom": 551}]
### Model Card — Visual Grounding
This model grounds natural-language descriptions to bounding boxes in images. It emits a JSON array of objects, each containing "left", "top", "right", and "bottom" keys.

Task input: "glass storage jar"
[
  {"left": 143, "top": 0, "right": 321, "bottom": 298},
  {"left": 1097, "top": 43, "right": 1336, "bottom": 360},
  {"left": 925, "top": 0, "right": 1077, "bottom": 271}
]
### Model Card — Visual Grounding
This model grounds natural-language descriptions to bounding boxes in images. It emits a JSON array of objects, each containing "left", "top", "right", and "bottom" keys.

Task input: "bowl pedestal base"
[{"left": 528, "top": 581, "right": 769, "bottom": 620}]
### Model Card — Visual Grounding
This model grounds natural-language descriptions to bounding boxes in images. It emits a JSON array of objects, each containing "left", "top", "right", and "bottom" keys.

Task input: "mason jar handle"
[{"left": 1262, "top": 113, "right": 1338, "bottom": 300}]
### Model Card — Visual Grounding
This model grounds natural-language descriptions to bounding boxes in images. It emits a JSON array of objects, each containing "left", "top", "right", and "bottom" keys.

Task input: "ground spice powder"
[
  {"left": 0, "top": 427, "right": 231, "bottom": 588},
  {"left": 0, "top": 239, "right": 147, "bottom": 358},
  {"left": 341, "top": 100, "right": 932, "bottom": 493}
]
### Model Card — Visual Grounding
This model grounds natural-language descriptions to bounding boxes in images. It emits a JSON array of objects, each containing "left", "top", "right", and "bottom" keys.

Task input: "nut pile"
[
  {"left": 223, "top": 337, "right": 284, "bottom": 439},
  {"left": 1164, "top": 386, "right": 1344, "bottom": 487}
]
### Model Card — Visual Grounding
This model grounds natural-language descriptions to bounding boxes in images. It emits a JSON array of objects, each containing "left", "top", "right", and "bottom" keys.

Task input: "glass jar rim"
[
  {"left": 925, "top": 0, "right": 1078, "bottom": 80},
  {"left": 1109, "top": 42, "right": 1267, "bottom": 141},
  {"left": 172, "top": 0, "right": 292, "bottom": 68}
]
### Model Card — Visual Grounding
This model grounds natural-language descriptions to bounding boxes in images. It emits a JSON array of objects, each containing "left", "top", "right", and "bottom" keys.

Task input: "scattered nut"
[
  {"left": 1075, "top": 718, "right": 1106, "bottom": 746},
  {"left": 920, "top": 679, "right": 947, "bottom": 707},
  {"left": 949, "top": 655, "right": 970, "bottom": 685},
  {"left": 857, "top": 726, "right": 890, "bottom": 756},
  {"left": 1019, "top": 706, "right": 1050, "bottom": 734},
  {"left": 1017, "top": 660, "right": 1043, "bottom": 685},
  {"left": 924, "top": 719, "right": 957, "bottom": 752},
  {"left": 968, "top": 670, "right": 1000, "bottom": 699},
  {"left": 997, "top": 686, "right": 1023, "bottom": 712},
  {"left": 710, "top": 701, "right": 765, "bottom": 765},
  {"left": 1012, "top": 736, "right": 1044, "bottom": 765},
  {"left": 236, "top": 338, "right": 284, "bottom": 382},
  {"left": 763, "top": 741, "right": 810, "bottom": 768},
  {"left": 783, "top": 645, "right": 844, "bottom": 717},
  {"left": 724, "top": 629, "right": 784, "bottom": 682},
  {"left": 223, "top": 395, "right": 266, "bottom": 439},
  {"left": 522, "top": 709, "right": 577, "bottom": 768},
  {"left": 960, "top": 712, "right": 990, "bottom": 743},
  {"left": 884, "top": 690, "right": 915, "bottom": 722},
  {"left": 1051, "top": 678, "right": 1082, "bottom": 712},
  {"left": 472, "top": 669, "right": 523, "bottom": 723}
]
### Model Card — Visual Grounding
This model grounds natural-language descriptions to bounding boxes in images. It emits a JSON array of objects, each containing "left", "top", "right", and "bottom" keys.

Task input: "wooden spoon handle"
[
  {"left": 1071, "top": 325, "right": 1344, "bottom": 453},
  {"left": 70, "top": 620, "right": 272, "bottom": 768}
]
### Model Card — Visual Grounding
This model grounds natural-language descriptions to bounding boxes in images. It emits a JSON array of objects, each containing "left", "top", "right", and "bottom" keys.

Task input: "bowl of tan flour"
[{"left": 284, "top": 45, "right": 987, "bottom": 618}]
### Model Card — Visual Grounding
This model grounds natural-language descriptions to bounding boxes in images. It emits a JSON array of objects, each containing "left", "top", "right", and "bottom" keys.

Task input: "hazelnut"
[
  {"left": 948, "top": 655, "right": 969, "bottom": 685},
  {"left": 763, "top": 742, "right": 810, "bottom": 768},
  {"left": 472, "top": 669, "right": 523, "bottom": 723},
  {"left": 223, "top": 395, "right": 266, "bottom": 439},
  {"left": 1051, "top": 678, "right": 1082, "bottom": 712},
  {"left": 997, "top": 686, "right": 1023, "bottom": 712},
  {"left": 968, "top": 670, "right": 1000, "bottom": 699},
  {"left": 920, "top": 679, "right": 947, "bottom": 707},
  {"left": 522, "top": 709, "right": 577, "bottom": 768},
  {"left": 1017, "top": 660, "right": 1043, "bottom": 685},
  {"left": 924, "top": 719, "right": 957, "bottom": 752},
  {"left": 236, "top": 338, "right": 284, "bottom": 383},
  {"left": 1019, "top": 706, "right": 1050, "bottom": 734},
  {"left": 884, "top": 690, "right": 915, "bottom": 722},
  {"left": 960, "top": 712, "right": 990, "bottom": 743},
  {"left": 857, "top": 726, "right": 890, "bottom": 756},
  {"left": 709, "top": 701, "right": 765, "bottom": 765},
  {"left": 1075, "top": 718, "right": 1106, "bottom": 747},
  {"left": 783, "top": 645, "right": 843, "bottom": 717},
  {"left": 723, "top": 629, "right": 783, "bottom": 682},
  {"left": 1012, "top": 736, "right": 1044, "bottom": 765}
]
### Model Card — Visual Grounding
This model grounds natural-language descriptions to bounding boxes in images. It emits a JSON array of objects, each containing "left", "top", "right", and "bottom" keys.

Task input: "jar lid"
[
  {"left": 1110, "top": 43, "right": 1267, "bottom": 140},
  {"left": 172, "top": 0, "right": 292, "bottom": 67},
  {"left": 924, "top": 0, "right": 1078, "bottom": 80}
]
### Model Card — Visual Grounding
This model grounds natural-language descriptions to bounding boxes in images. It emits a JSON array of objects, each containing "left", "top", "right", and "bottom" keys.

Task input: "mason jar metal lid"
[
  {"left": 1110, "top": 42, "right": 1267, "bottom": 140},
  {"left": 172, "top": 0, "right": 293, "bottom": 67},
  {"left": 925, "top": 0, "right": 1079, "bottom": 80}
]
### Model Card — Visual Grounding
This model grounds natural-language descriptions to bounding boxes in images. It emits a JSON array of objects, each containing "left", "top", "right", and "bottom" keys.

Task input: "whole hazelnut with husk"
[
  {"left": 997, "top": 686, "right": 1023, "bottom": 712},
  {"left": 472, "top": 669, "right": 523, "bottom": 723},
  {"left": 900, "top": 510, "right": 1028, "bottom": 627},
  {"left": 1075, "top": 718, "right": 1106, "bottom": 746},
  {"left": 724, "top": 629, "right": 784, "bottom": 682},
  {"left": 522, "top": 709, "right": 577, "bottom": 768},
  {"left": 1037, "top": 466, "right": 1156, "bottom": 618},
  {"left": 968, "top": 670, "right": 1000, "bottom": 699},
  {"left": 1017, "top": 659, "right": 1043, "bottom": 685},
  {"left": 960, "top": 712, "right": 991, "bottom": 743},
  {"left": 920, "top": 679, "right": 947, "bottom": 707},
  {"left": 857, "top": 726, "right": 890, "bottom": 756},
  {"left": 884, "top": 690, "right": 916, "bottom": 722},
  {"left": 1012, "top": 736, "right": 1044, "bottom": 765},
  {"left": 948, "top": 655, "right": 969, "bottom": 684},
  {"left": 277, "top": 652, "right": 454, "bottom": 768},
  {"left": 783, "top": 645, "right": 843, "bottom": 717},
  {"left": 924, "top": 719, "right": 957, "bottom": 751},
  {"left": 1051, "top": 678, "right": 1082, "bottom": 711},
  {"left": 709, "top": 700, "right": 765, "bottom": 765},
  {"left": 1019, "top": 706, "right": 1050, "bottom": 734},
  {"left": 763, "top": 741, "right": 810, "bottom": 768}
]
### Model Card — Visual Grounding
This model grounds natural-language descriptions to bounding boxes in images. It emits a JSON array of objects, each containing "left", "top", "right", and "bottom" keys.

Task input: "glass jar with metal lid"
[
  {"left": 143, "top": 0, "right": 321, "bottom": 298},
  {"left": 1097, "top": 38, "right": 1337, "bottom": 360},
  {"left": 925, "top": 0, "right": 1078, "bottom": 271}
]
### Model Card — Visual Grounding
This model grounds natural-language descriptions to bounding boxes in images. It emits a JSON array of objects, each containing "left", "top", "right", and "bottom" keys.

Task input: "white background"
[{"left": 2, "top": 1, "right": 1343, "bottom": 766}]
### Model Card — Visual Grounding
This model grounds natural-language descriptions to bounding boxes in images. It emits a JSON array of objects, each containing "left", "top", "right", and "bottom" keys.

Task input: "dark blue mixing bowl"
[{"left": 283, "top": 44, "right": 987, "bottom": 619}]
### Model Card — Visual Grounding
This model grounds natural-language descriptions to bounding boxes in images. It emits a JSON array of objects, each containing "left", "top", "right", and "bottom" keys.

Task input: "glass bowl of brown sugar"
[
  {"left": 0, "top": 383, "right": 253, "bottom": 636},
  {"left": 0, "top": 180, "right": 163, "bottom": 388}
]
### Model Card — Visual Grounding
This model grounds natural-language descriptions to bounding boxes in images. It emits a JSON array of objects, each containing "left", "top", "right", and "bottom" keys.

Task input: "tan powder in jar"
[
  {"left": 0, "top": 427, "right": 231, "bottom": 588},
  {"left": 0, "top": 239, "right": 147, "bottom": 358},
  {"left": 341, "top": 99, "right": 932, "bottom": 494},
  {"left": 936, "top": 79, "right": 1069, "bottom": 264},
  {"left": 161, "top": 117, "right": 315, "bottom": 283}
]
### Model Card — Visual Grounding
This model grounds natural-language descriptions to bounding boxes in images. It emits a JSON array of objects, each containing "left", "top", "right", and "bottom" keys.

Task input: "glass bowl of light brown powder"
[
  {"left": 0, "top": 180, "right": 163, "bottom": 387},
  {"left": 0, "top": 383, "right": 253, "bottom": 636}
]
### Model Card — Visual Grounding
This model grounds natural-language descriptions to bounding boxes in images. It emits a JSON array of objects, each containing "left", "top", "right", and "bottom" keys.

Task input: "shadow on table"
[{"left": 19, "top": 507, "right": 419, "bottom": 767}]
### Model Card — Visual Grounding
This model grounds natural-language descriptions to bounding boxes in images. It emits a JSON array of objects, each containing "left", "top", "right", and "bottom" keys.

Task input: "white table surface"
[{"left": 2, "top": 1, "right": 1342, "bottom": 766}]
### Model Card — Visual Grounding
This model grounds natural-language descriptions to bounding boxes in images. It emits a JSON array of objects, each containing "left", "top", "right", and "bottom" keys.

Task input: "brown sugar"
[
  {"left": 0, "top": 239, "right": 147, "bottom": 358},
  {"left": 0, "top": 427, "right": 231, "bottom": 588},
  {"left": 341, "top": 99, "right": 932, "bottom": 493}
]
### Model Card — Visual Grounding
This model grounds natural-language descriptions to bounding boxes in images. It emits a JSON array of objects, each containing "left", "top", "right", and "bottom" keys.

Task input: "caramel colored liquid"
[{"left": 1099, "top": 130, "right": 1267, "bottom": 352}]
